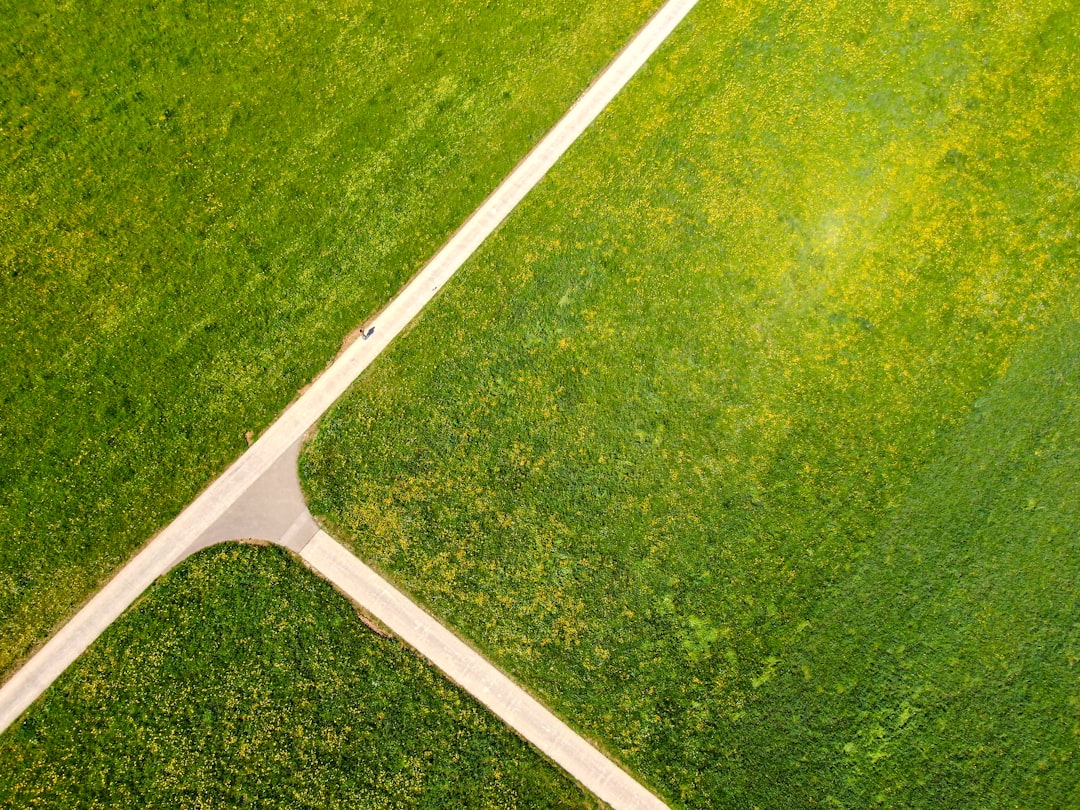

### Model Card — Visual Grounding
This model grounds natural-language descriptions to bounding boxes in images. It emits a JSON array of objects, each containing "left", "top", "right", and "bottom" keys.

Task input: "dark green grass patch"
[
  {"left": 0, "top": 543, "right": 595, "bottom": 808},
  {"left": 302, "top": 0, "right": 1079, "bottom": 805},
  {"left": 737, "top": 308, "right": 1080, "bottom": 807},
  {"left": 0, "top": 0, "right": 661, "bottom": 675}
]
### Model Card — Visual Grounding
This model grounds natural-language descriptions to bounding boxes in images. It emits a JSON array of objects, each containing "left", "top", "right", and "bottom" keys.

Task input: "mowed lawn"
[
  {"left": 0, "top": 544, "right": 596, "bottom": 807},
  {"left": 302, "top": 0, "right": 1079, "bottom": 806},
  {"left": 0, "top": 0, "right": 661, "bottom": 676}
]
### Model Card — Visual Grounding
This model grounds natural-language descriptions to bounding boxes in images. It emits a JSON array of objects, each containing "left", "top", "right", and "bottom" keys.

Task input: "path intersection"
[{"left": 0, "top": 1, "right": 699, "bottom": 807}]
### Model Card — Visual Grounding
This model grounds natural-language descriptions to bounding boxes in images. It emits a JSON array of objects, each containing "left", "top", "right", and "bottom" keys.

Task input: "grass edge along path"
[
  {"left": 301, "top": 530, "right": 668, "bottom": 810},
  {"left": 0, "top": 543, "right": 601, "bottom": 808}
]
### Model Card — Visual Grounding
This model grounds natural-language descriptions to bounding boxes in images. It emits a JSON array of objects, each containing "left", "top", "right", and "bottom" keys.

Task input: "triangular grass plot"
[{"left": 0, "top": 544, "right": 597, "bottom": 808}]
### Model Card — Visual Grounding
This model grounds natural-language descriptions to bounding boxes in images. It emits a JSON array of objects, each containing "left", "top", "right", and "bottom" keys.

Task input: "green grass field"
[
  {"left": 0, "top": 544, "right": 595, "bottom": 807},
  {"left": 302, "top": 0, "right": 1080, "bottom": 805},
  {"left": 0, "top": 0, "right": 661, "bottom": 677}
]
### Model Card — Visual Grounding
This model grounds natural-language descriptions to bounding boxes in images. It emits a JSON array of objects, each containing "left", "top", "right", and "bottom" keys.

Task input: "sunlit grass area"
[
  {"left": 0, "top": 0, "right": 661, "bottom": 675},
  {"left": 302, "top": 0, "right": 1079, "bottom": 805},
  {"left": 0, "top": 544, "right": 595, "bottom": 807}
]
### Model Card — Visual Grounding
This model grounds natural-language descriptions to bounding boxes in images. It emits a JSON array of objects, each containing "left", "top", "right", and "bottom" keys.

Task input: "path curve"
[{"left": 0, "top": 1, "right": 698, "bottom": 806}]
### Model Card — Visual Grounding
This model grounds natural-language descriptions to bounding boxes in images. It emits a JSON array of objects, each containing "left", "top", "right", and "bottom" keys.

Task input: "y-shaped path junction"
[{"left": 0, "top": 1, "right": 698, "bottom": 806}]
